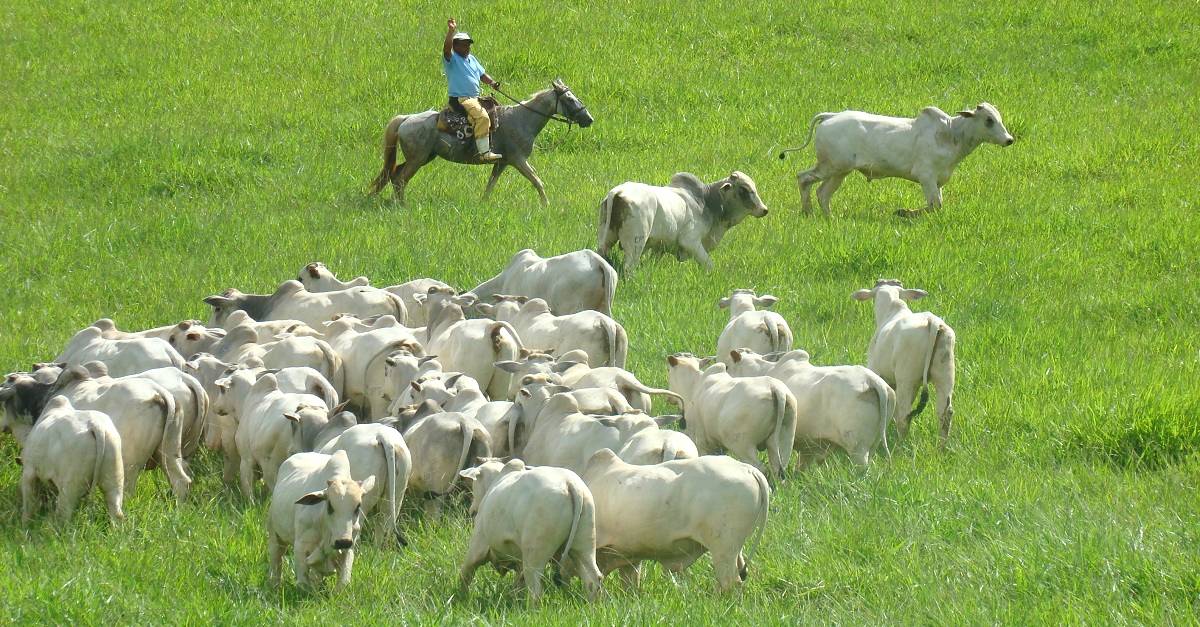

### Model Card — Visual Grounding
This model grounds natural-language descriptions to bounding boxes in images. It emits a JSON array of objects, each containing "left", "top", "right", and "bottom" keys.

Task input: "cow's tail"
[
  {"left": 661, "top": 438, "right": 685, "bottom": 463},
  {"left": 385, "top": 292, "right": 409, "bottom": 325},
  {"left": 601, "top": 319, "right": 619, "bottom": 368},
  {"left": 316, "top": 340, "right": 346, "bottom": 399},
  {"left": 869, "top": 373, "right": 895, "bottom": 457},
  {"left": 597, "top": 191, "right": 619, "bottom": 256},
  {"left": 778, "top": 112, "right": 836, "bottom": 159},
  {"left": 378, "top": 433, "right": 401, "bottom": 544},
  {"left": 369, "top": 114, "right": 406, "bottom": 194},
  {"left": 908, "top": 317, "right": 941, "bottom": 421},
  {"left": 507, "top": 405, "right": 523, "bottom": 458},
  {"left": 598, "top": 257, "right": 618, "bottom": 316},
  {"left": 181, "top": 373, "right": 209, "bottom": 456},
  {"left": 743, "top": 466, "right": 771, "bottom": 577},
  {"left": 766, "top": 386, "right": 792, "bottom": 481},
  {"left": 618, "top": 377, "right": 685, "bottom": 409},
  {"left": 89, "top": 419, "right": 106, "bottom": 492},
  {"left": 613, "top": 322, "right": 628, "bottom": 369},
  {"left": 489, "top": 321, "right": 522, "bottom": 395},
  {"left": 150, "top": 380, "right": 190, "bottom": 498},
  {"left": 764, "top": 319, "right": 780, "bottom": 354},
  {"left": 451, "top": 421, "right": 487, "bottom": 491},
  {"left": 557, "top": 480, "right": 585, "bottom": 566}
]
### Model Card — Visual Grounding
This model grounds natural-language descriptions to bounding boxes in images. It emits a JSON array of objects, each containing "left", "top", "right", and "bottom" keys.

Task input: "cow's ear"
[
  {"left": 667, "top": 354, "right": 680, "bottom": 367},
  {"left": 458, "top": 467, "right": 482, "bottom": 481},
  {"left": 900, "top": 289, "right": 928, "bottom": 301},
  {"left": 186, "top": 331, "right": 202, "bottom": 341},
  {"left": 283, "top": 412, "right": 300, "bottom": 423},
  {"left": 204, "top": 296, "right": 233, "bottom": 307},
  {"left": 730, "top": 350, "right": 743, "bottom": 363},
  {"left": 412, "top": 293, "right": 427, "bottom": 306},
  {"left": 754, "top": 295, "right": 779, "bottom": 309},
  {"left": 717, "top": 297, "right": 730, "bottom": 309},
  {"left": 518, "top": 388, "right": 532, "bottom": 399},
  {"left": 494, "top": 360, "right": 522, "bottom": 374},
  {"left": 475, "top": 303, "right": 495, "bottom": 317},
  {"left": 295, "top": 491, "right": 327, "bottom": 505},
  {"left": 307, "top": 265, "right": 321, "bottom": 278},
  {"left": 550, "top": 360, "right": 580, "bottom": 374},
  {"left": 654, "top": 414, "right": 682, "bottom": 427},
  {"left": 410, "top": 381, "right": 422, "bottom": 392},
  {"left": 359, "top": 475, "right": 376, "bottom": 493},
  {"left": 516, "top": 296, "right": 528, "bottom": 304},
  {"left": 720, "top": 182, "right": 732, "bottom": 192},
  {"left": 957, "top": 109, "right": 975, "bottom": 117},
  {"left": 851, "top": 289, "right": 874, "bottom": 301}
]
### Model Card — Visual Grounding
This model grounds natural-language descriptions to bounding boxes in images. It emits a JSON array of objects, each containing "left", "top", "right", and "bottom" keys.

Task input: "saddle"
[{"left": 437, "top": 96, "right": 501, "bottom": 140}]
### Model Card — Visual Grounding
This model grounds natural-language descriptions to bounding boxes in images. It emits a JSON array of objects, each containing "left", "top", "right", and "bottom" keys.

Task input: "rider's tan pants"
[{"left": 457, "top": 97, "right": 491, "bottom": 139}]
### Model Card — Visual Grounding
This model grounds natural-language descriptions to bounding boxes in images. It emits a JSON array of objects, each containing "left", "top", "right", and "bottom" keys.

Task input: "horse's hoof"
[{"left": 895, "top": 208, "right": 920, "bottom": 218}]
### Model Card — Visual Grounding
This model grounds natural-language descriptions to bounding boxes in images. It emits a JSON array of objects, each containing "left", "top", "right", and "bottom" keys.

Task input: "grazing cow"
[
  {"left": 404, "top": 373, "right": 518, "bottom": 458},
  {"left": 81, "top": 362, "right": 210, "bottom": 460},
  {"left": 666, "top": 354, "right": 796, "bottom": 481},
  {"left": 466, "top": 249, "right": 617, "bottom": 316},
  {"left": 318, "top": 423, "right": 412, "bottom": 547},
  {"left": 476, "top": 296, "right": 628, "bottom": 368},
  {"left": 581, "top": 449, "right": 770, "bottom": 592},
  {"left": 267, "top": 450, "right": 374, "bottom": 592},
  {"left": 728, "top": 348, "right": 894, "bottom": 466},
  {"left": 615, "top": 426, "right": 698, "bottom": 465},
  {"left": 388, "top": 402, "right": 491, "bottom": 515},
  {"left": 204, "top": 280, "right": 406, "bottom": 330},
  {"left": 780, "top": 103, "right": 1015, "bottom": 217},
  {"left": 213, "top": 373, "right": 334, "bottom": 498},
  {"left": 495, "top": 350, "right": 682, "bottom": 410},
  {"left": 54, "top": 326, "right": 184, "bottom": 377},
  {"left": 3, "top": 367, "right": 191, "bottom": 502},
  {"left": 423, "top": 303, "right": 522, "bottom": 400},
  {"left": 297, "top": 261, "right": 452, "bottom": 327},
  {"left": 458, "top": 459, "right": 603, "bottom": 604},
  {"left": 219, "top": 310, "right": 323, "bottom": 342},
  {"left": 90, "top": 318, "right": 226, "bottom": 358},
  {"left": 597, "top": 171, "right": 768, "bottom": 272},
  {"left": 716, "top": 289, "right": 793, "bottom": 366},
  {"left": 211, "top": 324, "right": 345, "bottom": 395},
  {"left": 852, "top": 280, "right": 956, "bottom": 446},
  {"left": 0, "top": 394, "right": 125, "bottom": 523},
  {"left": 507, "top": 377, "right": 634, "bottom": 457},
  {"left": 322, "top": 315, "right": 423, "bottom": 416}
]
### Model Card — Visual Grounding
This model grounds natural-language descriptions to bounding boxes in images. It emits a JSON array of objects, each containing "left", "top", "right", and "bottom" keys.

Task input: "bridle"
[{"left": 492, "top": 84, "right": 586, "bottom": 127}]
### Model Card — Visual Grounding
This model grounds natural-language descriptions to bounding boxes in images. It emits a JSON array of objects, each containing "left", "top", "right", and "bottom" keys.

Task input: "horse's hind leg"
[
  {"left": 483, "top": 163, "right": 508, "bottom": 200},
  {"left": 391, "top": 161, "right": 423, "bottom": 205}
]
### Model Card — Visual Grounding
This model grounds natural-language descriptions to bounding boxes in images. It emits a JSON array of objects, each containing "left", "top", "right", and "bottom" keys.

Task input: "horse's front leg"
[
  {"left": 511, "top": 159, "right": 549, "bottom": 207},
  {"left": 482, "top": 163, "right": 508, "bottom": 200}
]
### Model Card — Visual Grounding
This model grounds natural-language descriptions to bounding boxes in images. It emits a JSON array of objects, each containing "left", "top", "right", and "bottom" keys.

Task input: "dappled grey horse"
[{"left": 369, "top": 79, "right": 593, "bottom": 206}]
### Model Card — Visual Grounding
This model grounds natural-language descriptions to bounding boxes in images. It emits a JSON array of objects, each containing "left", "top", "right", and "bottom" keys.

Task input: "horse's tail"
[
  {"left": 778, "top": 113, "right": 836, "bottom": 159},
  {"left": 369, "top": 114, "right": 407, "bottom": 194}
]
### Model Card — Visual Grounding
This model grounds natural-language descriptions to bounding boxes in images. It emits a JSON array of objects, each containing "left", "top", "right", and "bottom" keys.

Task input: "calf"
[
  {"left": 716, "top": 289, "right": 793, "bottom": 366},
  {"left": 476, "top": 296, "right": 628, "bottom": 368},
  {"left": 666, "top": 354, "right": 796, "bottom": 481},
  {"left": 597, "top": 171, "right": 768, "bottom": 271},
  {"left": 728, "top": 348, "right": 894, "bottom": 465},
  {"left": 267, "top": 450, "right": 374, "bottom": 591},
  {"left": 780, "top": 103, "right": 1014, "bottom": 217},
  {"left": 0, "top": 394, "right": 124, "bottom": 523},
  {"left": 458, "top": 459, "right": 603, "bottom": 603},
  {"left": 852, "top": 280, "right": 956, "bottom": 446},
  {"left": 466, "top": 248, "right": 617, "bottom": 316},
  {"left": 319, "top": 423, "right": 412, "bottom": 547},
  {"left": 582, "top": 449, "right": 770, "bottom": 592}
]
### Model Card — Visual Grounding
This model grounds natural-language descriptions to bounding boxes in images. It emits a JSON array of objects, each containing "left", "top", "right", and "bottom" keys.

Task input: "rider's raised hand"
[{"left": 447, "top": 17, "right": 457, "bottom": 32}]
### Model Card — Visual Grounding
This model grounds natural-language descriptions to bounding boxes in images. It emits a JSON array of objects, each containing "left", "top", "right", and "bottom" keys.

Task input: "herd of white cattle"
[{"left": 0, "top": 246, "right": 957, "bottom": 600}]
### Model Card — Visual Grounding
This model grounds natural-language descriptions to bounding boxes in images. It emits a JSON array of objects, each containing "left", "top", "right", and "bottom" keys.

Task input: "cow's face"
[
  {"left": 0, "top": 375, "right": 43, "bottom": 442},
  {"left": 204, "top": 290, "right": 247, "bottom": 327},
  {"left": 296, "top": 472, "right": 373, "bottom": 552},
  {"left": 721, "top": 172, "right": 769, "bottom": 219},
  {"left": 960, "top": 103, "right": 1014, "bottom": 147}
]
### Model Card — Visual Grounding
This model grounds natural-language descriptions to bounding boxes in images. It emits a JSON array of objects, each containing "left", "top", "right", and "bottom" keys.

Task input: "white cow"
[
  {"left": 615, "top": 426, "right": 698, "bottom": 465},
  {"left": 267, "top": 450, "right": 374, "bottom": 592},
  {"left": 476, "top": 296, "right": 628, "bottom": 368},
  {"left": 423, "top": 303, "right": 521, "bottom": 400},
  {"left": 466, "top": 249, "right": 617, "bottom": 316},
  {"left": 0, "top": 395, "right": 125, "bottom": 523},
  {"left": 666, "top": 354, "right": 796, "bottom": 481},
  {"left": 297, "top": 261, "right": 453, "bottom": 327},
  {"left": 220, "top": 309, "right": 323, "bottom": 342},
  {"left": 496, "top": 350, "right": 682, "bottom": 410},
  {"left": 507, "top": 377, "right": 634, "bottom": 458},
  {"left": 204, "top": 280, "right": 407, "bottom": 330},
  {"left": 90, "top": 318, "right": 226, "bottom": 359},
  {"left": 728, "top": 348, "right": 894, "bottom": 466},
  {"left": 597, "top": 171, "right": 768, "bottom": 272},
  {"left": 852, "top": 279, "right": 956, "bottom": 446},
  {"left": 458, "top": 459, "right": 603, "bottom": 603},
  {"left": 322, "top": 315, "right": 423, "bottom": 416},
  {"left": 780, "top": 102, "right": 1015, "bottom": 216},
  {"left": 211, "top": 324, "right": 344, "bottom": 395},
  {"left": 98, "top": 363, "right": 209, "bottom": 460},
  {"left": 581, "top": 449, "right": 770, "bottom": 592},
  {"left": 403, "top": 373, "right": 519, "bottom": 458},
  {"left": 390, "top": 403, "right": 491, "bottom": 513},
  {"left": 54, "top": 326, "right": 185, "bottom": 377},
  {"left": 318, "top": 423, "right": 412, "bottom": 547},
  {"left": 716, "top": 289, "right": 793, "bottom": 366},
  {"left": 376, "top": 351, "right": 442, "bottom": 421},
  {"left": 6, "top": 367, "right": 191, "bottom": 502}
]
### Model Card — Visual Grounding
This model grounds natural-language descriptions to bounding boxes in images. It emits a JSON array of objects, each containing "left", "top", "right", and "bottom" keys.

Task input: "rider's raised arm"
[{"left": 443, "top": 17, "right": 456, "bottom": 60}]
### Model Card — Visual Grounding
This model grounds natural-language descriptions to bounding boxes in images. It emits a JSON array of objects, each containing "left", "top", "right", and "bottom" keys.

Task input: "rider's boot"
[{"left": 475, "top": 136, "right": 503, "bottom": 163}]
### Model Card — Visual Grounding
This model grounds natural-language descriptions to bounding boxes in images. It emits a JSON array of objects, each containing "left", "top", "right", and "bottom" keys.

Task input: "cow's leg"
[
  {"left": 55, "top": 478, "right": 86, "bottom": 523},
  {"left": 737, "top": 551, "right": 748, "bottom": 581},
  {"left": 931, "top": 330, "right": 957, "bottom": 449},
  {"left": 816, "top": 172, "right": 847, "bottom": 217},
  {"left": 522, "top": 548, "right": 555, "bottom": 605},
  {"left": 510, "top": 159, "right": 549, "bottom": 207},
  {"left": 899, "top": 177, "right": 942, "bottom": 217},
  {"left": 710, "top": 544, "right": 743, "bottom": 593},
  {"left": 576, "top": 550, "right": 604, "bottom": 601},
  {"left": 334, "top": 548, "right": 355, "bottom": 592},
  {"left": 240, "top": 457, "right": 257, "bottom": 501},
  {"left": 294, "top": 544, "right": 312, "bottom": 590},
  {"left": 619, "top": 230, "right": 646, "bottom": 273},
  {"left": 681, "top": 237, "right": 715, "bottom": 271},
  {"left": 892, "top": 377, "right": 921, "bottom": 442},
  {"left": 618, "top": 563, "right": 642, "bottom": 588},
  {"left": 796, "top": 166, "right": 823, "bottom": 214},
  {"left": 483, "top": 162, "right": 508, "bottom": 199},
  {"left": 101, "top": 472, "right": 125, "bottom": 522},
  {"left": 20, "top": 468, "right": 40, "bottom": 522},
  {"left": 123, "top": 463, "right": 142, "bottom": 497},
  {"left": 457, "top": 535, "right": 490, "bottom": 598},
  {"left": 267, "top": 530, "right": 285, "bottom": 588}
]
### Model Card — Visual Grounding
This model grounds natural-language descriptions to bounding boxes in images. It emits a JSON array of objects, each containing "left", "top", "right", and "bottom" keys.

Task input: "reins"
[{"left": 491, "top": 85, "right": 575, "bottom": 126}]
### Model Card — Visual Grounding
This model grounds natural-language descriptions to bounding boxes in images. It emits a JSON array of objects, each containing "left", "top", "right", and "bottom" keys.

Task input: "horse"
[{"left": 369, "top": 79, "right": 593, "bottom": 206}]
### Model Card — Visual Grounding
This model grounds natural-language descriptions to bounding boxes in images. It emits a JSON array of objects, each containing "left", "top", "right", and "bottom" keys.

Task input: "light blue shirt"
[{"left": 443, "top": 52, "right": 486, "bottom": 98}]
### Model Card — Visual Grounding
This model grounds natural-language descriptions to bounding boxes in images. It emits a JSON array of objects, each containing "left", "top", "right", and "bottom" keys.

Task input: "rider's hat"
[{"left": 452, "top": 32, "right": 474, "bottom": 43}]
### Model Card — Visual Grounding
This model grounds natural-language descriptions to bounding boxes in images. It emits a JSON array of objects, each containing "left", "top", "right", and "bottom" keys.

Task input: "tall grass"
[{"left": 1, "top": 0, "right": 1198, "bottom": 622}]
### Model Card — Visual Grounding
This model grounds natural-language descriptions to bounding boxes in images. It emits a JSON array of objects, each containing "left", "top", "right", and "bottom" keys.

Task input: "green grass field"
[{"left": 2, "top": 0, "right": 1198, "bottom": 622}]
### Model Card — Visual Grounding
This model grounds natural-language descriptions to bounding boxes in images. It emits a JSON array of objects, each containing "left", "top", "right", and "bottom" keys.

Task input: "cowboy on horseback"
[{"left": 444, "top": 17, "right": 503, "bottom": 163}]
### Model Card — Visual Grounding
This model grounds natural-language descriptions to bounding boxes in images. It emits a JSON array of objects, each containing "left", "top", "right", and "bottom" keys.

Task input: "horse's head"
[{"left": 552, "top": 79, "right": 593, "bottom": 128}]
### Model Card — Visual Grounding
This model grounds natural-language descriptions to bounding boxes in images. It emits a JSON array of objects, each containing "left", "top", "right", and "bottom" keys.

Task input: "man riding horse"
[{"left": 443, "top": 18, "right": 502, "bottom": 163}]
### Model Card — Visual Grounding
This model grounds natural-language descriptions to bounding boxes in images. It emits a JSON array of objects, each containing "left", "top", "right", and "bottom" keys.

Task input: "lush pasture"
[{"left": 2, "top": 0, "right": 1198, "bottom": 622}]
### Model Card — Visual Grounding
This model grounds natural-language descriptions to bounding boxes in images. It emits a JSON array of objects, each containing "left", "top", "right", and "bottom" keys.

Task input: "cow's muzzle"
[
  {"left": 1004, "top": 136, "right": 1015, "bottom": 146},
  {"left": 333, "top": 539, "right": 353, "bottom": 550}
]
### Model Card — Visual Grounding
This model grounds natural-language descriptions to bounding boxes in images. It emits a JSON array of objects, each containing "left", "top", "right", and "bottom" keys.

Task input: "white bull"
[
  {"left": 318, "top": 423, "right": 412, "bottom": 547},
  {"left": 780, "top": 102, "right": 1015, "bottom": 217},
  {"left": 465, "top": 248, "right": 617, "bottom": 316}
]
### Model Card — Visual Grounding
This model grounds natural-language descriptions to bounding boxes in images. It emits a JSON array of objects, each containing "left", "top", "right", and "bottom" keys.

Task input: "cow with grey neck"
[
  {"left": 204, "top": 280, "right": 406, "bottom": 331},
  {"left": 297, "top": 261, "right": 453, "bottom": 328},
  {"left": 597, "top": 171, "right": 769, "bottom": 272},
  {"left": 780, "top": 103, "right": 1015, "bottom": 217},
  {"left": 465, "top": 249, "right": 617, "bottom": 316}
]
